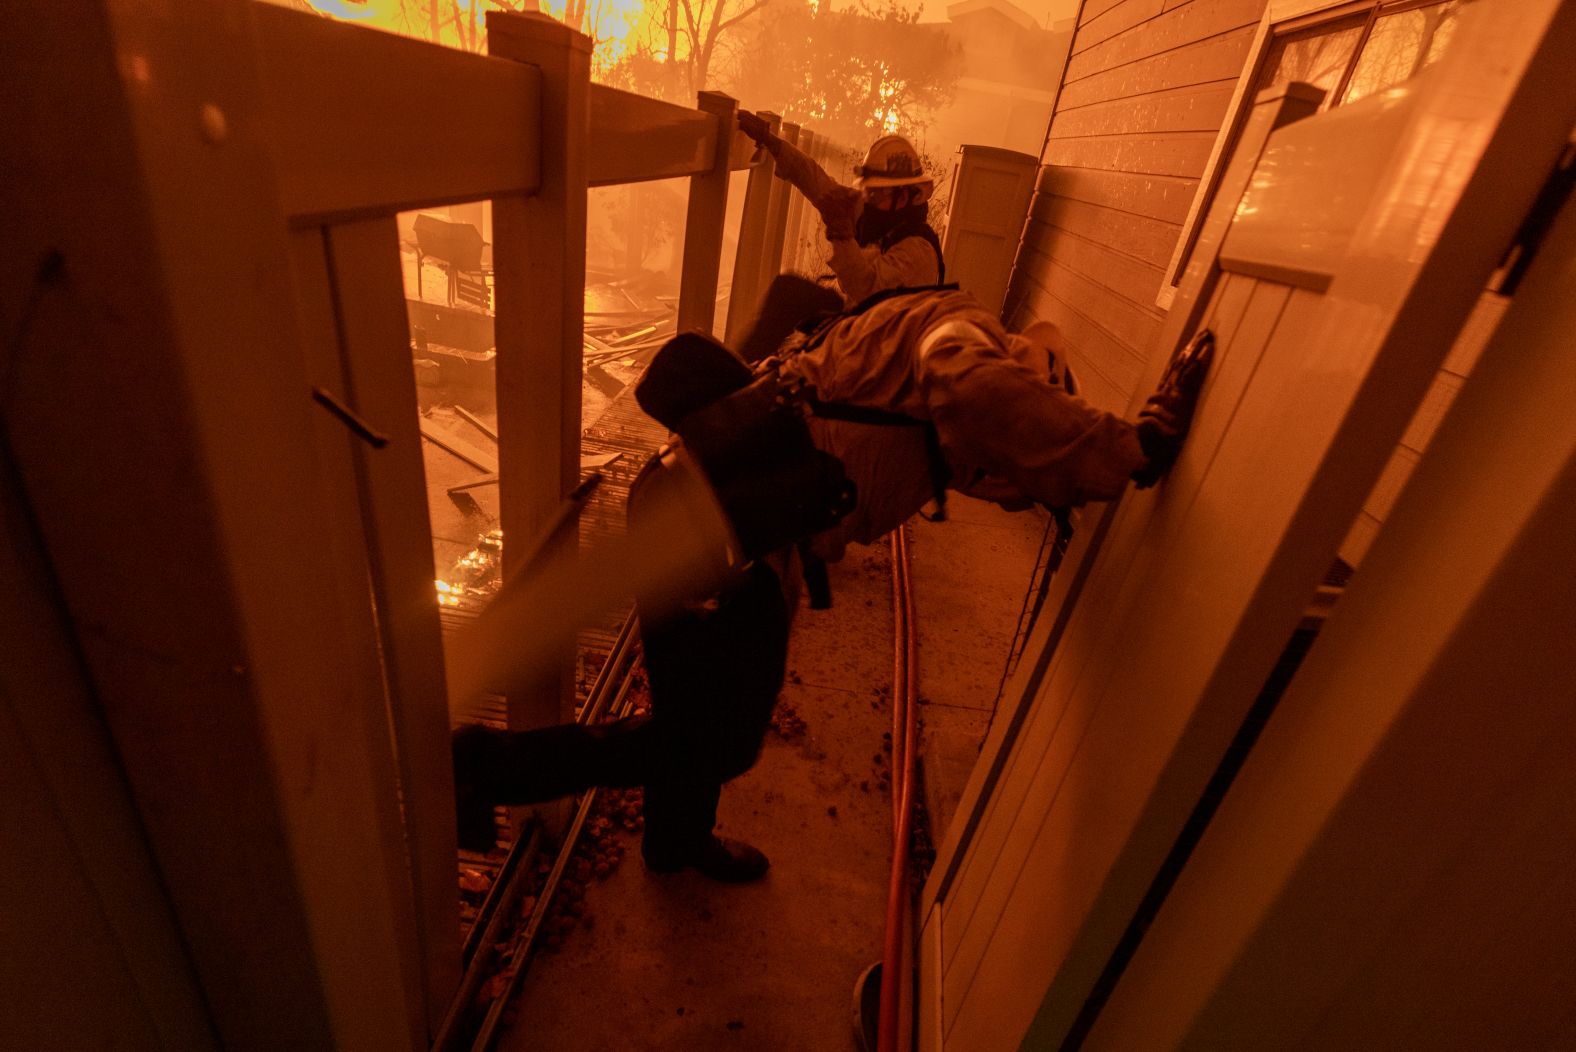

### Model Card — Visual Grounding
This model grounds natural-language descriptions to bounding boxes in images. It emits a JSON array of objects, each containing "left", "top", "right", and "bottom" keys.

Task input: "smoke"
[{"left": 445, "top": 452, "right": 740, "bottom": 719}]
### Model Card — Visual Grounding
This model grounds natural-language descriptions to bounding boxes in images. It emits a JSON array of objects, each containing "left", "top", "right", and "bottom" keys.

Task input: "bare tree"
[
  {"left": 596, "top": 0, "right": 771, "bottom": 99},
  {"left": 384, "top": 0, "right": 529, "bottom": 53},
  {"left": 728, "top": 0, "right": 958, "bottom": 149},
  {"left": 671, "top": 0, "right": 772, "bottom": 94},
  {"left": 563, "top": 0, "right": 588, "bottom": 34}
]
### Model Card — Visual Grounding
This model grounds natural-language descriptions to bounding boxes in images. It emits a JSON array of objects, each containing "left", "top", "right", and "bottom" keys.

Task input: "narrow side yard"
[{"left": 499, "top": 495, "right": 1047, "bottom": 1050}]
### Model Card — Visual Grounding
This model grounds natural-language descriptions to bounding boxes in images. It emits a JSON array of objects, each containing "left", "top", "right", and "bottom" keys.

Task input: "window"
[{"left": 1158, "top": 0, "right": 1462, "bottom": 307}]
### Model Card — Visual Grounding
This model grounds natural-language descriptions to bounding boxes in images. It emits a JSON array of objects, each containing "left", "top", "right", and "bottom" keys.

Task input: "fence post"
[
  {"left": 723, "top": 110, "right": 780, "bottom": 346},
  {"left": 762, "top": 122, "right": 799, "bottom": 280},
  {"left": 783, "top": 127, "right": 813, "bottom": 274},
  {"left": 677, "top": 91, "right": 738, "bottom": 337},
  {"left": 487, "top": 11, "right": 591, "bottom": 731}
]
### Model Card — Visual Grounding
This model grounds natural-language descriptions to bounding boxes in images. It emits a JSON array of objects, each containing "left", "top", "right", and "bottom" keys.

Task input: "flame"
[
  {"left": 297, "top": 0, "right": 650, "bottom": 69},
  {"left": 304, "top": 0, "right": 389, "bottom": 20},
  {"left": 300, "top": 0, "right": 463, "bottom": 43},
  {"left": 547, "top": 0, "right": 652, "bottom": 69}
]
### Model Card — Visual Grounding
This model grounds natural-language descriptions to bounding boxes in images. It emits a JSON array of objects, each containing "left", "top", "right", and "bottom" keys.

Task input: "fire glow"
[{"left": 299, "top": 0, "right": 654, "bottom": 69}]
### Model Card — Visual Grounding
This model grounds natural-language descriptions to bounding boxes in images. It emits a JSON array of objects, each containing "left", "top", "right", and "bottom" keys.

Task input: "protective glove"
[
  {"left": 816, "top": 185, "right": 863, "bottom": 242},
  {"left": 737, "top": 110, "right": 773, "bottom": 146},
  {"left": 1131, "top": 329, "right": 1214, "bottom": 489}
]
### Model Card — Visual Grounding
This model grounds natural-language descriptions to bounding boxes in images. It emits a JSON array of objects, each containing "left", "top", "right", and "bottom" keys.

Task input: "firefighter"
[
  {"left": 776, "top": 288, "right": 1212, "bottom": 562},
  {"left": 737, "top": 112, "right": 943, "bottom": 303},
  {"left": 452, "top": 343, "right": 855, "bottom": 884},
  {"left": 452, "top": 289, "right": 1213, "bottom": 883}
]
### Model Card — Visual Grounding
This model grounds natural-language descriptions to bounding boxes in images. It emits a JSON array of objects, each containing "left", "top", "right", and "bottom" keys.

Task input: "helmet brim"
[{"left": 856, "top": 173, "right": 934, "bottom": 190}]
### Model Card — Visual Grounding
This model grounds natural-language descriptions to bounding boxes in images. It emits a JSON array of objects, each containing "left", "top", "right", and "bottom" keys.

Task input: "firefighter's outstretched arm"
[{"left": 738, "top": 109, "right": 839, "bottom": 205}]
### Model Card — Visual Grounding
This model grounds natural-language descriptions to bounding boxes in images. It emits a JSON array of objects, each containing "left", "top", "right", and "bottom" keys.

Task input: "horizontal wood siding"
[
  {"left": 1005, "top": 0, "right": 1267, "bottom": 412},
  {"left": 1049, "top": 81, "right": 1237, "bottom": 138},
  {"left": 1067, "top": 0, "right": 1264, "bottom": 83},
  {"left": 1057, "top": 26, "right": 1255, "bottom": 111},
  {"left": 1028, "top": 192, "right": 1182, "bottom": 270},
  {"left": 1011, "top": 275, "right": 1147, "bottom": 408},
  {"left": 1039, "top": 165, "right": 1201, "bottom": 227},
  {"left": 1044, "top": 131, "right": 1219, "bottom": 178},
  {"left": 1024, "top": 228, "right": 1169, "bottom": 312},
  {"left": 1076, "top": 0, "right": 1168, "bottom": 54}
]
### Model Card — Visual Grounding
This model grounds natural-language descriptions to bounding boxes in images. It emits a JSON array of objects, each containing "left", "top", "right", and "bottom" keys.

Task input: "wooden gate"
[
  {"left": 918, "top": 1, "right": 1576, "bottom": 1047},
  {"left": 3, "top": 3, "right": 761, "bottom": 1047}
]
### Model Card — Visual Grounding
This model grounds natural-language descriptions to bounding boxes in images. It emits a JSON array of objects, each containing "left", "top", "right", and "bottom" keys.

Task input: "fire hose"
[{"left": 877, "top": 525, "right": 920, "bottom": 1052}]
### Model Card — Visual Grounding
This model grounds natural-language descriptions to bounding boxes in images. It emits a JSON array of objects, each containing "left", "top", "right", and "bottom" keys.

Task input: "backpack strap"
[
  {"left": 789, "top": 394, "right": 951, "bottom": 610},
  {"left": 806, "top": 396, "right": 951, "bottom": 523},
  {"left": 790, "top": 280, "right": 963, "bottom": 359},
  {"left": 880, "top": 220, "right": 946, "bottom": 285}
]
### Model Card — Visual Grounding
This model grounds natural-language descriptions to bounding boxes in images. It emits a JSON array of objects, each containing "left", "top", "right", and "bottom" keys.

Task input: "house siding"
[{"left": 1005, "top": 0, "right": 1268, "bottom": 412}]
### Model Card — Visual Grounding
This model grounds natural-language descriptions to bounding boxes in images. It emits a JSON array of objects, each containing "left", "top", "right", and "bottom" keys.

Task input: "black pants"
[
  {"left": 635, "top": 559, "right": 789, "bottom": 860},
  {"left": 461, "top": 559, "right": 789, "bottom": 861}
]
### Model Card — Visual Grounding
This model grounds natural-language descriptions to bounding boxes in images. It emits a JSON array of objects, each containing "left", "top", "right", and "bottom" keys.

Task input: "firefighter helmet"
[{"left": 853, "top": 135, "right": 932, "bottom": 189}]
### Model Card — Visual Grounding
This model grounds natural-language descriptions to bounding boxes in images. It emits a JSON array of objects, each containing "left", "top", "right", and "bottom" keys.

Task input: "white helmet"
[{"left": 854, "top": 135, "right": 932, "bottom": 190}]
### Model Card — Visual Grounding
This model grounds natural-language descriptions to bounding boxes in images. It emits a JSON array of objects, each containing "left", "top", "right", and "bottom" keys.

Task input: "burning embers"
[{"left": 435, "top": 528, "right": 505, "bottom": 612}]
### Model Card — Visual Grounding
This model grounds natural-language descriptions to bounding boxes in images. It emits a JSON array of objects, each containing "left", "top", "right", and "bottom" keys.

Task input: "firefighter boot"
[
  {"left": 644, "top": 834, "right": 771, "bottom": 883},
  {"left": 450, "top": 718, "right": 655, "bottom": 853}
]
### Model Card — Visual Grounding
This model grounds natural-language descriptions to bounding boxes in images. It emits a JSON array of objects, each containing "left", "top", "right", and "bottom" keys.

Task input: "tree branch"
[
  {"left": 714, "top": 0, "right": 769, "bottom": 36},
  {"left": 680, "top": 0, "right": 702, "bottom": 44}
]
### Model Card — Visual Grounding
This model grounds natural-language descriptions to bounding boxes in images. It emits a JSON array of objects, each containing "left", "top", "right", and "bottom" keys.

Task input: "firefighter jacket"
[{"left": 777, "top": 289, "right": 1147, "bottom": 561}]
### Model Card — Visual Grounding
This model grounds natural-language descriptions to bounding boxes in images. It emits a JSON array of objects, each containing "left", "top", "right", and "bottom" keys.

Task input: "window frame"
[{"left": 1155, "top": 0, "right": 1452, "bottom": 309}]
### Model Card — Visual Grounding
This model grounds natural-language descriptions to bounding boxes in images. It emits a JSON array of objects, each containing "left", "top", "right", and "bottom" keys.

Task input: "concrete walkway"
[
  {"left": 499, "top": 499, "right": 1047, "bottom": 1051},
  {"left": 910, "top": 499, "right": 1053, "bottom": 845}
]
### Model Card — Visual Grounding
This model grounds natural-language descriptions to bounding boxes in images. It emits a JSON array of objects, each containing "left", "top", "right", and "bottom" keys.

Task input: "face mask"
[{"left": 855, "top": 197, "right": 930, "bottom": 247}]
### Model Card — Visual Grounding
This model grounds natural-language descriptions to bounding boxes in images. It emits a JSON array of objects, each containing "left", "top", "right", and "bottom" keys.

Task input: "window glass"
[
  {"left": 1168, "top": 16, "right": 1364, "bottom": 285},
  {"left": 1261, "top": 16, "right": 1367, "bottom": 100},
  {"left": 1342, "top": 1, "right": 1461, "bottom": 105},
  {"left": 1166, "top": 0, "right": 1463, "bottom": 294}
]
